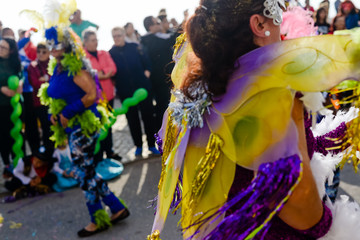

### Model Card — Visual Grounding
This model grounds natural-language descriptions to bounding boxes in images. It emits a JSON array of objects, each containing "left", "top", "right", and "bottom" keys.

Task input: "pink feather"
[{"left": 281, "top": 6, "right": 318, "bottom": 40}]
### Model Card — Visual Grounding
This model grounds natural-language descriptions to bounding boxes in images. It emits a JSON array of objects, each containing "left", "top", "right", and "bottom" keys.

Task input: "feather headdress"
[
  {"left": 20, "top": 0, "right": 77, "bottom": 42},
  {"left": 20, "top": 0, "right": 94, "bottom": 77}
]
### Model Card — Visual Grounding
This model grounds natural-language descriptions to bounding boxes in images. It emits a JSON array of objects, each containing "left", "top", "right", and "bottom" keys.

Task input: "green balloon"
[
  {"left": 14, "top": 104, "right": 22, "bottom": 116},
  {"left": 8, "top": 75, "right": 19, "bottom": 90},
  {"left": 94, "top": 142, "right": 101, "bottom": 155},
  {"left": 12, "top": 137, "right": 23, "bottom": 151},
  {"left": 11, "top": 94, "right": 20, "bottom": 105},
  {"left": 9, "top": 90, "right": 23, "bottom": 167},
  {"left": 134, "top": 88, "right": 148, "bottom": 101},
  {"left": 94, "top": 88, "right": 148, "bottom": 154},
  {"left": 10, "top": 120, "right": 22, "bottom": 138}
]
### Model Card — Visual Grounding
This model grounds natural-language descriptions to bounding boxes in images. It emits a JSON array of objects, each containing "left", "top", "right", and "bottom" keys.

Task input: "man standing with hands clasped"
[{"left": 109, "top": 27, "right": 159, "bottom": 158}]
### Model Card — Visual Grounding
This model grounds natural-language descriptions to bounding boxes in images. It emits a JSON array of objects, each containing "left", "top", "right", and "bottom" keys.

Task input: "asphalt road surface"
[
  {"left": 0, "top": 157, "right": 182, "bottom": 240},
  {"left": 1, "top": 157, "right": 360, "bottom": 240}
]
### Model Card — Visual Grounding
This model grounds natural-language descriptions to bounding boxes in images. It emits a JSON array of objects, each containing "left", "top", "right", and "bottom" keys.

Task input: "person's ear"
[{"left": 249, "top": 14, "right": 268, "bottom": 38}]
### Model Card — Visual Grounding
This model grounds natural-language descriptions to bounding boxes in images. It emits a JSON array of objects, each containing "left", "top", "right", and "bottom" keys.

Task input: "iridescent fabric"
[{"left": 152, "top": 30, "right": 360, "bottom": 239}]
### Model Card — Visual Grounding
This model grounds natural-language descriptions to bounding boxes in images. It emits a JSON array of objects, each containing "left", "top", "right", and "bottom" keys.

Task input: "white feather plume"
[
  {"left": 42, "top": 0, "right": 61, "bottom": 28},
  {"left": 312, "top": 107, "right": 358, "bottom": 137},
  {"left": 300, "top": 92, "right": 332, "bottom": 116},
  {"left": 311, "top": 153, "right": 360, "bottom": 240},
  {"left": 320, "top": 196, "right": 360, "bottom": 240},
  {"left": 311, "top": 153, "right": 343, "bottom": 198}
]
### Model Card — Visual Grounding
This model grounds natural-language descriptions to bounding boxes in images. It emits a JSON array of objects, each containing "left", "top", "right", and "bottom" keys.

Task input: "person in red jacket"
[
  {"left": 83, "top": 29, "right": 122, "bottom": 161},
  {"left": 27, "top": 42, "right": 53, "bottom": 154}
]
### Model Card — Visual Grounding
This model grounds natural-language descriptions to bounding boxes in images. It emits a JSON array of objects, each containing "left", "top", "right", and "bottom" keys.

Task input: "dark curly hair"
[{"left": 182, "top": 0, "right": 265, "bottom": 99}]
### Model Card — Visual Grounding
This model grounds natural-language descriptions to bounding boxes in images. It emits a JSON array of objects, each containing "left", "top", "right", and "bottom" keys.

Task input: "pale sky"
[
  {"left": 1, "top": 0, "right": 198, "bottom": 50},
  {"left": 1, "top": 0, "right": 359, "bottom": 50}
]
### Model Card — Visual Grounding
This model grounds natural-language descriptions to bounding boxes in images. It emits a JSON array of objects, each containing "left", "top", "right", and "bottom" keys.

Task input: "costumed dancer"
[
  {"left": 51, "top": 140, "right": 124, "bottom": 193},
  {"left": 149, "top": 0, "right": 360, "bottom": 239},
  {"left": 23, "top": 0, "right": 129, "bottom": 237}
]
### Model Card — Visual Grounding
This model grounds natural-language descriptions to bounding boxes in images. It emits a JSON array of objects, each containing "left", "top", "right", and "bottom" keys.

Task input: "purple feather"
[{"left": 155, "top": 133, "right": 164, "bottom": 155}]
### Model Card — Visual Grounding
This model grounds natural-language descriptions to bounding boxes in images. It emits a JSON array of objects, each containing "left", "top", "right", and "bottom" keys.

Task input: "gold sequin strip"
[
  {"left": 182, "top": 133, "right": 223, "bottom": 223},
  {"left": 158, "top": 113, "right": 177, "bottom": 190},
  {"left": 173, "top": 33, "right": 187, "bottom": 58}
]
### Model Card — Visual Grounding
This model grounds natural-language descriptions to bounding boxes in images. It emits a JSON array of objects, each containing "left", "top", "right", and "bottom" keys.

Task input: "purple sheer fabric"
[{"left": 226, "top": 109, "right": 347, "bottom": 239}]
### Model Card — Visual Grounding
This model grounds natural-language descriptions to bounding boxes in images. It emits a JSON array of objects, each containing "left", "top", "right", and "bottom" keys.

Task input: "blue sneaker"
[
  {"left": 135, "top": 147, "right": 143, "bottom": 157},
  {"left": 148, "top": 147, "right": 161, "bottom": 156}
]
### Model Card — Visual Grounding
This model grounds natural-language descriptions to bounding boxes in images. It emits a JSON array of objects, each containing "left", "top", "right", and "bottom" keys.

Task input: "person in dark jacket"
[
  {"left": 0, "top": 38, "right": 22, "bottom": 176},
  {"left": 109, "top": 27, "right": 159, "bottom": 157},
  {"left": 141, "top": 16, "right": 179, "bottom": 131}
]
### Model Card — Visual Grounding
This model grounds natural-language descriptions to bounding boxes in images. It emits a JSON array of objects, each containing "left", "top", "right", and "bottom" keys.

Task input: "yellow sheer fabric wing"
[
  {"left": 182, "top": 145, "right": 236, "bottom": 239},
  {"left": 209, "top": 88, "right": 295, "bottom": 169}
]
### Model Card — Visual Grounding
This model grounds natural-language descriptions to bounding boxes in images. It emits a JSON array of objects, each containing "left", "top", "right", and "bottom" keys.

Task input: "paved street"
[
  {"left": 0, "top": 157, "right": 183, "bottom": 240},
  {"left": 0, "top": 99, "right": 360, "bottom": 239},
  {"left": 0, "top": 98, "right": 183, "bottom": 240}
]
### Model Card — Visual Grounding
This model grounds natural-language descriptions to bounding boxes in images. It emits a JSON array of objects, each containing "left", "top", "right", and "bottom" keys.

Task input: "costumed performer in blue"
[{"left": 23, "top": 0, "right": 129, "bottom": 237}]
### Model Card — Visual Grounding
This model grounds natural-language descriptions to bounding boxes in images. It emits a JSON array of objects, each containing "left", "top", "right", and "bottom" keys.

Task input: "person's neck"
[
  {"left": 39, "top": 59, "right": 49, "bottom": 63},
  {"left": 115, "top": 43, "right": 125, "bottom": 47},
  {"left": 75, "top": 19, "right": 82, "bottom": 25},
  {"left": 150, "top": 29, "right": 159, "bottom": 34}
]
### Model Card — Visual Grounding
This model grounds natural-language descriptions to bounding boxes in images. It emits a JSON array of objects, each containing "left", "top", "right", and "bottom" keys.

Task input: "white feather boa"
[
  {"left": 311, "top": 153, "right": 360, "bottom": 239},
  {"left": 300, "top": 92, "right": 332, "bottom": 116},
  {"left": 312, "top": 107, "right": 358, "bottom": 137}
]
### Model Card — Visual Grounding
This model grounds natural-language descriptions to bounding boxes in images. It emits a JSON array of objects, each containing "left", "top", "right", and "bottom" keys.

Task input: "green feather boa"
[
  {"left": 93, "top": 209, "right": 112, "bottom": 229},
  {"left": 47, "top": 53, "right": 83, "bottom": 77},
  {"left": 47, "top": 58, "right": 57, "bottom": 76},
  {"left": 37, "top": 83, "right": 109, "bottom": 147},
  {"left": 61, "top": 53, "right": 83, "bottom": 76}
]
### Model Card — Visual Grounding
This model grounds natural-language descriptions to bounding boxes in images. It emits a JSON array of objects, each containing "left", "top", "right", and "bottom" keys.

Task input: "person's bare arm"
[
  {"left": 59, "top": 70, "right": 97, "bottom": 127},
  {"left": 73, "top": 70, "right": 97, "bottom": 107},
  {"left": 277, "top": 98, "right": 323, "bottom": 230}
]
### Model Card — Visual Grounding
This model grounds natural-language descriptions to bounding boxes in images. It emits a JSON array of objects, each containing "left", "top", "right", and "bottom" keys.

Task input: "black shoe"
[
  {"left": 107, "top": 153, "right": 122, "bottom": 161},
  {"left": 77, "top": 225, "right": 108, "bottom": 238},
  {"left": 111, "top": 208, "right": 130, "bottom": 224}
]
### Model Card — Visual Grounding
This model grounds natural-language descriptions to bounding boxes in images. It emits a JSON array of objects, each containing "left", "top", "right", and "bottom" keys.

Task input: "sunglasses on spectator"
[{"left": 37, "top": 50, "right": 48, "bottom": 54}]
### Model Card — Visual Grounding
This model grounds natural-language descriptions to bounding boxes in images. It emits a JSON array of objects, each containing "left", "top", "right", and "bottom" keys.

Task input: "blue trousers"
[{"left": 69, "top": 128, "right": 125, "bottom": 223}]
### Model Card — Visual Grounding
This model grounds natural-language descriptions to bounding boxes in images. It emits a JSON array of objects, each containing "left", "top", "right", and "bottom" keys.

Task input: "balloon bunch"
[
  {"left": 8, "top": 76, "right": 24, "bottom": 167},
  {"left": 94, "top": 88, "right": 148, "bottom": 154}
]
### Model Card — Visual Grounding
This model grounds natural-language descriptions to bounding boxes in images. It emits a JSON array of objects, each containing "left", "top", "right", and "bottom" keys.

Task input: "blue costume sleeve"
[
  {"left": 17, "top": 37, "right": 30, "bottom": 50},
  {"left": 62, "top": 99, "right": 85, "bottom": 119}
]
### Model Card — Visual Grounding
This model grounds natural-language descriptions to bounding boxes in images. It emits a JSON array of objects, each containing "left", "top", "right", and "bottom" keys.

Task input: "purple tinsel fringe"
[
  {"left": 152, "top": 134, "right": 182, "bottom": 215},
  {"left": 184, "top": 155, "right": 302, "bottom": 240},
  {"left": 149, "top": 173, "right": 183, "bottom": 215},
  {"left": 304, "top": 112, "right": 347, "bottom": 159},
  {"left": 315, "top": 122, "right": 347, "bottom": 155},
  {"left": 169, "top": 173, "right": 183, "bottom": 215},
  {"left": 154, "top": 133, "right": 164, "bottom": 155}
]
